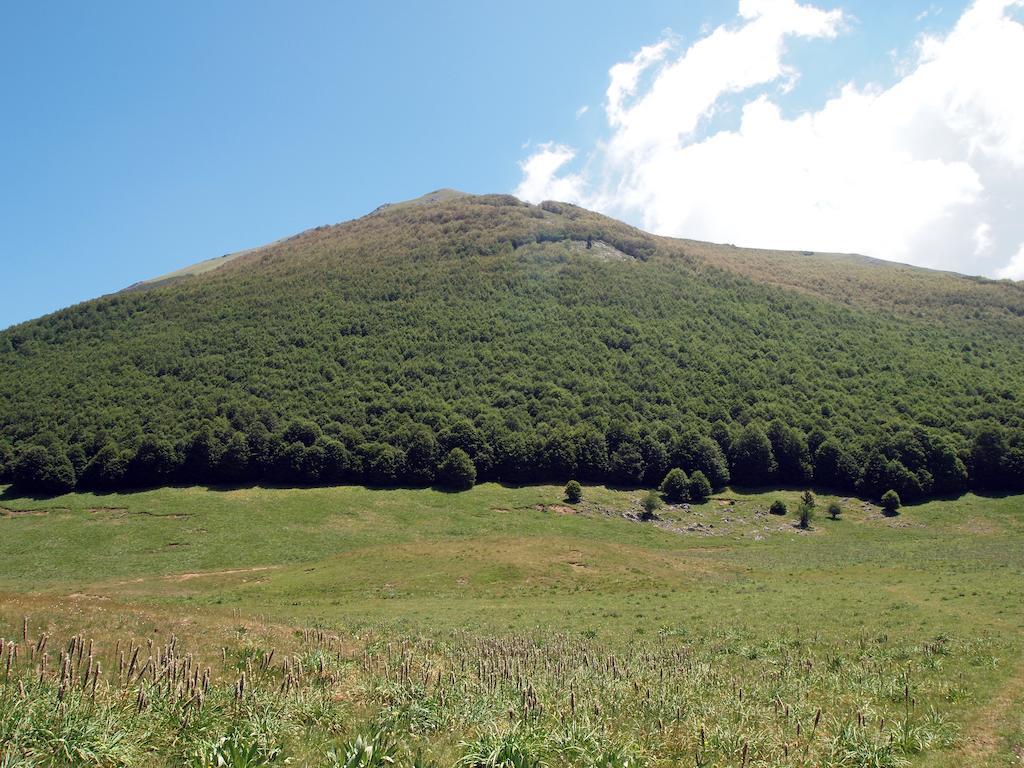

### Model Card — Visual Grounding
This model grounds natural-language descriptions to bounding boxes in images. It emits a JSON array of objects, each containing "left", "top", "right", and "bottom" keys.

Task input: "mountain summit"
[{"left": 1, "top": 193, "right": 1022, "bottom": 497}]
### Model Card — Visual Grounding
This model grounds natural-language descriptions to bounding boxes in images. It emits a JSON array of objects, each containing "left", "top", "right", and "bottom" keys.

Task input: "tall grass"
[{"left": 0, "top": 620, "right": 981, "bottom": 767}]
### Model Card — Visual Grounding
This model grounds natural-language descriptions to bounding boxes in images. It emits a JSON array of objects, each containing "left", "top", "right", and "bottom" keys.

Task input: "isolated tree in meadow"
[
  {"left": 800, "top": 490, "right": 816, "bottom": 509},
  {"left": 797, "top": 502, "right": 814, "bottom": 530},
  {"left": 827, "top": 501, "right": 842, "bottom": 520},
  {"left": 688, "top": 470, "right": 712, "bottom": 503},
  {"left": 12, "top": 444, "right": 76, "bottom": 494},
  {"left": 881, "top": 489, "right": 901, "bottom": 515},
  {"left": 640, "top": 490, "right": 662, "bottom": 520},
  {"left": 564, "top": 479, "right": 582, "bottom": 504},
  {"left": 659, "top": 468, "right": 690, "bottom": 503},
  {"left": 438, "top": 448, "right": 476, "bottom": 490}
]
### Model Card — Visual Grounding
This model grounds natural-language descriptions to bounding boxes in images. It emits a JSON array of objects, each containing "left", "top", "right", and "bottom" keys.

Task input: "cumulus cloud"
[
  {"left": 515, "top": 143, "right": 586, "bottom": 206},
  {"left": 997, "top": 243, "right": 1024, "bottom": 280},
  {"left": 514, "top": 0, "right": 1024, "bottom": 280}
]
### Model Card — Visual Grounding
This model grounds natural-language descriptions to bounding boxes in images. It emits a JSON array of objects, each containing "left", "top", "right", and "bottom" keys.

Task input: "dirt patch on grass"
[
  {"left": 0, "top": 507, "right": 50, "bottom": 518},
  {"left": 165, "top": 566, "right": 278, "bottom": 582},
  {"left": 547, "top": 505, "right": 577, "bottom": 515}
]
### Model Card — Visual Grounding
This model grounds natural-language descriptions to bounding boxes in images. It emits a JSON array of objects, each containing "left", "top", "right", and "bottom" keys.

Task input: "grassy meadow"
[{"left": 1, "top": 482, "right": 1022, "bottom": 767}]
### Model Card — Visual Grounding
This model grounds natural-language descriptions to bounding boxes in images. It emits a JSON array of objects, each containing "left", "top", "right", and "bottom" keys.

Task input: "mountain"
[{"left": 1, "top": 192, "right": 1022, "bottom": 497}]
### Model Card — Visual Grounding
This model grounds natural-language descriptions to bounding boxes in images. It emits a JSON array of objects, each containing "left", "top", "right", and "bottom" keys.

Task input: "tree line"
[{"left": 2, "top": 416, "right": 1020, "bottom": 500}]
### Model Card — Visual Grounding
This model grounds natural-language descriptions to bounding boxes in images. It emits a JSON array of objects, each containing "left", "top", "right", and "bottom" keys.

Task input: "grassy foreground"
[{"left": 1, "top": 483, "right": 1022, "bottom": 767}]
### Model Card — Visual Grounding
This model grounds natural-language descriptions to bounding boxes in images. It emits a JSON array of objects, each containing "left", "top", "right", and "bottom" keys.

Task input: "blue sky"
[{"left": 7, "top": 0, "right": 1019, "bottom": 330}]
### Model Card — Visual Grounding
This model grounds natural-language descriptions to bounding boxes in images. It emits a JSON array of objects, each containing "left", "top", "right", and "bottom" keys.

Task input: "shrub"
[
  {"left": 881, "top": 489, "right": 901, "bottom": 515},
  {"left": 457, "top": 725, "right": 546, "bottom": 768},
  {"left": 797, "top": 503, "right": 815, "bottom": 530},
  {"left": 190, "top": 735, "right": 280, "bottom": 768},
  {"left": 640, "top": 490, "right": 662, "bottom": 520},
  {"left": 438, "top": 448, "right": 476, "bottom": 491},
  {"left": 800, "top": 490, "right": 816, "bottom": 508},
  {"left": 769, "top": 499, "right": 788, "bottom": 516},
  {"left": 326, "top": 732, "right": 397, "bottom": 768},
  {"left": 827, "top": 501, "right": 842, "bottom": 520},
  {"left": 564, "top": 480, "right": 582, "bottom": 503},
  {"left": 687, "top": 470, "right": 712, "bottom": 502},
  {"left": 659, "top": 468, "right": 689, "bottom": 503}
]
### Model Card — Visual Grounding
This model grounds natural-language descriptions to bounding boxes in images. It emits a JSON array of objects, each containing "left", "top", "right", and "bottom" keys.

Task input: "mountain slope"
[{"left": 1, "top": 192, "right": 1022, "bottom": 497}]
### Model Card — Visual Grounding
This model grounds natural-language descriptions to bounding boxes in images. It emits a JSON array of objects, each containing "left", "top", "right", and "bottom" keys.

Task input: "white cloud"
[
  {"left": 575, "top": 105, "right": 590, "bottom": 119},
  {"left": 996, "top": 243, "right": 1024, "bottom": 279},
  {"left": 973, "top": 222, "right": 994, "bottom": 256},
  {"left": 514, "top": 143, "right": 586, "bottom": 205},
  {"left": 515, "top": 0, "right": 1024, "bottom": 280}
]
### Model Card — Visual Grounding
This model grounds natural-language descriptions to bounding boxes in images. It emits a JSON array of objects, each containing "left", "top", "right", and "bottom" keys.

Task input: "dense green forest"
[{"left": 1, "top": 192, "right": 1023, "bottom": 498}]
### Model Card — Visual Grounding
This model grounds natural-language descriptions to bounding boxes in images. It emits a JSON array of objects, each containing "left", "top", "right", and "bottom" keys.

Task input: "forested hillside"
[{"left": 2, "top": 192, "right": 1023, "bottom": 498}]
